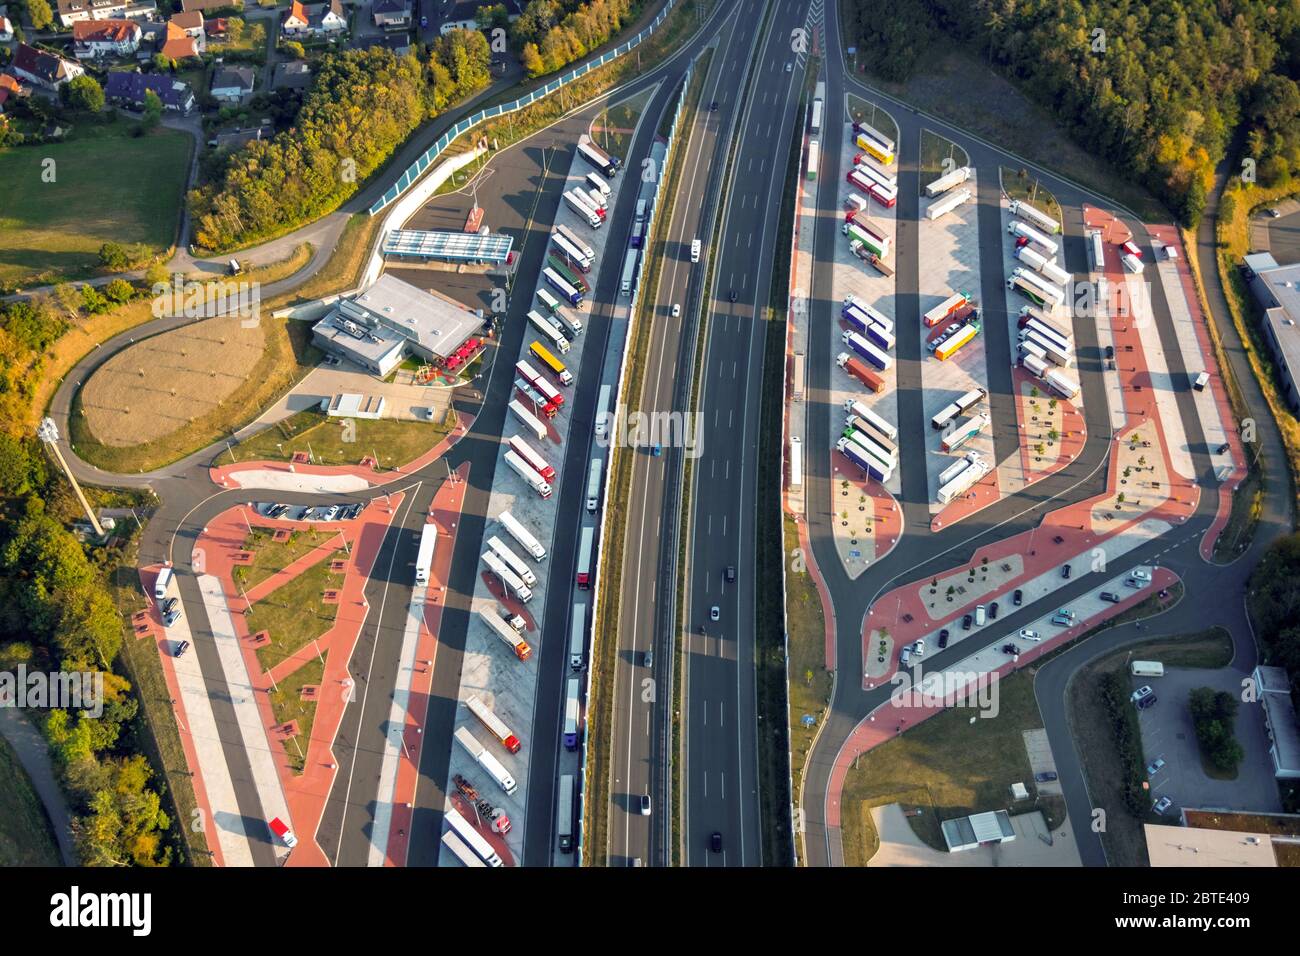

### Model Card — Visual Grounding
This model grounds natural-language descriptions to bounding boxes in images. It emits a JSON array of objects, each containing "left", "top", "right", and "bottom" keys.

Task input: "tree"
[
  {"left": 248, "top": 22, "right": 266, "bottom": 50},
  {"left": 63, "top": 75, "right": 104, "bottom": 113},
  {"left": 80, "top": 284, "right": 109, "bottom": 315},
  {"left": 281, "top": 39, "right": 306, "bottom": 60},
  {"left": 28, "top": 0, "right": 53, "bottom": 30},
  {"left": 141, "top": 89, "right": 163, "bottom": 130},
  {"left": 98, "top": 242, "right": 130, "bottom": 270},
  {"left": 520, "top": 42, "right": 544, "bottom": 77},
  {"left": 103, "top": 279, "right": 134, "bottom": 304},
  {"left": 52, "top": 283, "right": 81, "bottom": 320},
  {"left": 152, "top": 52, "right": 174, "bottom": 72},
  {"left": 227, "top": 16, "right": 246, "bottom": 44}
]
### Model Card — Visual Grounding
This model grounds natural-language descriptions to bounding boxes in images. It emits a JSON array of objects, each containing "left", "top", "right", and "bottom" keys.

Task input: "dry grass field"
[{"left": 80, "top": 316, "right": 267, "bottom": 447}]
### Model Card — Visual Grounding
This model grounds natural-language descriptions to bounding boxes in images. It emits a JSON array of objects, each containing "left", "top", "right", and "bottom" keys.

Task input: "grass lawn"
[
  {"left": 1067, "top": 626, "right": 1233, "bottom": 867},
  {"left": 225, "top": 407, "right": 454, "bottom": 469},
  {"left": 0, "top": 124, "right": 192, "bottom": 287},
  {"left": 234, "top": 526, "right": 337, "bottom": 591},
  {"left": 69, "top": 317, "right": 322, "bottom": 472},
  {"left": 268, "top": 654, "right": 326, "bottom": 774},
  {"left": 846, "top": 92, "right": 899, "bottom": 149},
  {"left": 0, "top": 735, "right": 63, "bottom": 866},
  {"left": 918, "top": 129, "right": 968, "bottom": 188},
  {"left": 784, "top": 516, "right": 833, "bottom": 860},
  {"left": 245, "top": 550, "right": 343, "bottom": 672},
  {"left": 838, "top": 667, "right": 1065, "bottom": 866},
  {"left": 1001, "top": 166, "right": 1063, "bottom": 226}
]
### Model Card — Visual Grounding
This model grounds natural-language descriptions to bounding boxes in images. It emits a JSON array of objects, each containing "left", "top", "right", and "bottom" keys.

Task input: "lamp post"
[{"left": 37, "top": 418, "right": 103, "bottom": 536}]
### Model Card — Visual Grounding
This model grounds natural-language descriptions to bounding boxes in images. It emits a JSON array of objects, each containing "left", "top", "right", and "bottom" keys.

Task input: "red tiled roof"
[
  {"left": 161, "top": 24, "right": 199, "bottom": 60},
  {"left": 72, "top": 19, "right": 138, "bottom": 43},
  {"left": 170, "top": 10, "right": 204, "bottom": 30},
  {"left": 285, "top": 0, "right": 308, "bottom": 24}
]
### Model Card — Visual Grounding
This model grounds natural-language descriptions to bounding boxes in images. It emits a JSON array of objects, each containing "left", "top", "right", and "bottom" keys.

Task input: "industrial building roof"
[{"left": 382, "top": 229, "right": 514, "bottom": 264}]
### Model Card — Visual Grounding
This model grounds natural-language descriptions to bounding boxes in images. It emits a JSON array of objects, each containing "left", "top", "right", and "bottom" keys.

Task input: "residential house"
[
  {"left": 103, "top": 70, "right": 195, "bottom": 113},
  {"left": 371, "top": 0, "right": 410, "bottom": 30},
  {"left": 210, "top": 63, "right": 254, "bottom": 103},
  {"left": 160, "top": 20, "right": 202, "bottom": 60},
  {"left": 205, "top": 17, "right": 229, "bottom": 40},
  {"left": 0, "top": 74, "right": 27, "bottom": 115},
  {"left": 440, "top": 1, "right": 490, "bottom": 34},
  {"left": 281, "top": 0, "right": 346, "bottom": 38},
  {"left": 169, "top": 11, "right": 207, "bottom": 49},
  {"left": 271, "top": 59, "right": 312, "bottom": 90},
  {"left": 9, "top": 43, "right": 86, "bottom": 91},
  {"left": 71, "top": 19, "right": 143, "bottom": 59},
  {"left": 180, "top": 0, "right": 242, "bottom": 12},
  {"left": 55, "top": 0, "right": 156, "bottom": 28}
]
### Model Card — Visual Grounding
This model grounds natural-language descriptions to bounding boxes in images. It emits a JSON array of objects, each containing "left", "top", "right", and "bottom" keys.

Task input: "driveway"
[
  {"left": 251, "top": 358, "right": 457, "bottom": 426},
  {"left": 1133, "top": 667, "right": 1283, "bottom": 818},
  {"left": 1251, "top": 198, "right": 1300, "bottom": 265}
]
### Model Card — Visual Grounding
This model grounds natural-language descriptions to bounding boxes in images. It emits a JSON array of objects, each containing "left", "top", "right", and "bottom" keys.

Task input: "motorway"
[
  {"left": 35, "top": 0, "right": 1293, "bottom": 869},
  {"left": 796, "top": 4, "right": 1293, "bottom": 866},
  {"left": 44, "top": 0, "right": 729, "bottom": 867}
]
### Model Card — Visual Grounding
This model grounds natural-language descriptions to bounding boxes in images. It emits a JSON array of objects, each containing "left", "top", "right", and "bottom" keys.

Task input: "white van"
[
  {"left": 154, "top": 566, "right": 174, "bottom": 600},
  {"left": 974, "top": 604, "right": 987, "bottom": 626},
  {"left": 690, "top": 239, "right": 701, "bottom": 263},
  {"left": 1192, "top": 371, "right": 1209, "bottom": 391}
]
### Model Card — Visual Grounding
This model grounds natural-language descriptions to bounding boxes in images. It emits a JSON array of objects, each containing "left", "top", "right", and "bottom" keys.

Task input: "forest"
[
  {"left": 510, "top": 0, "right": 636, "bottom": 77},
  {"left": 189, "top": 32, "right": 493, "bottom": 252},
  {"left": 844, "top": 0, "right": 1300, "bottom": 224},
  {"left": 0, "top": 295, "right": 177, "bottom": 866}
]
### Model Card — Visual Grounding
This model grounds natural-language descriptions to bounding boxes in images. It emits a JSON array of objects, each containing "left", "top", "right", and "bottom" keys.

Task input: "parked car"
[
  {"left": 1137, "top": 694, "right": 1159, "bottom": 710},
  {"left": 1105, "top": 345, "right": 1114, "bottom": 359},
  {"left": 173, "top": 640, "right": 190, "bottom": 658},
  {"left": 900, "top": 647, "right": 912, "bottom": 666},
  {"left": 1061, "top": 563, "right": 1071, "bottom": 579},
  {"left": 1268, "top": 207, "right": 1282, "bottom": 218},
  {"left": 1100, "top": 591, "right": 1121, "bottom": 603},
  {"left": 162, "top": 597, "right": 178, "bottom": 615},
  {"left": 1001, "top": 643, "right": 1020, "bottom": 655},
  {"left": 988, "top": 601, "right": 998, "bottom": 620},
  {"left": 1152, "top": 796, "right": 1173, "bottom": 814},
  {"left": 1146, "top": 757, "right": 1166, "bottom": 776},
  {"left": 1019, "top": 628, "right": 1040, "bottom": 642},
  {"left": 961, "top": 613, "right": 972, "bottom": 630},
  {"left": 1131, "top": 685, "right": 1154, "bottom": 703},
  {"left": 163, "top": 608, "right": 182, "bottom": 628},
  {"left": 912, "top": 639, "right": 925, "bottom": 657},
  {"left": 1034, "top": 771, "right": 1058, "bottom": 782},
  {"left": 1013, "top": 589, "right": 1023, "bottom": 606},
  {"left": 937, "top": 628, "right": 949, "bottom": 649}
]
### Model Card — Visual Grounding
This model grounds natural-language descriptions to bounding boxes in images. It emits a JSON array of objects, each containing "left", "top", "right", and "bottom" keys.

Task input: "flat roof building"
[
  {"left": 382, "top": 228, "right": 514, "bottom": 265},
  {"left": 1144, "top": 823, "right": 1279, "bottom": 867},
  {"left": 941, "top": 810, "right": 1016, "bottom": 852},
  {"left": 312, "top": 274, "right": 484, "bottom": 376},
  {"left": 1244, "top": 252, "right": 1300, "bottom": 411},
  {"left": 1255, "top": 665, "right": 1300, "bottom": 779}
]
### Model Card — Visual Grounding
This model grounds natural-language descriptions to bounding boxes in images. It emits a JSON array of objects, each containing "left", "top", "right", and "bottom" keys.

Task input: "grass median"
[{"left": 222, "top": 406, "right": 455, "bottom": 470}]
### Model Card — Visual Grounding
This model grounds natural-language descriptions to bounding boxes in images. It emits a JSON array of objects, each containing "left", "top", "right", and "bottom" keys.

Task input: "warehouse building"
[
  {"left": 312, "top": 274, "right": 484, "bottom": 377},
  {"left": 1244, "top": 252, "right": 1300, "bottom": 411}
]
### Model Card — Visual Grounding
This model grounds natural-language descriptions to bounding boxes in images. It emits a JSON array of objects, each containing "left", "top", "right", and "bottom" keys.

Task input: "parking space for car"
[{"left": 1133, "top": 666, "right": 1284, "bottom": 817}]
